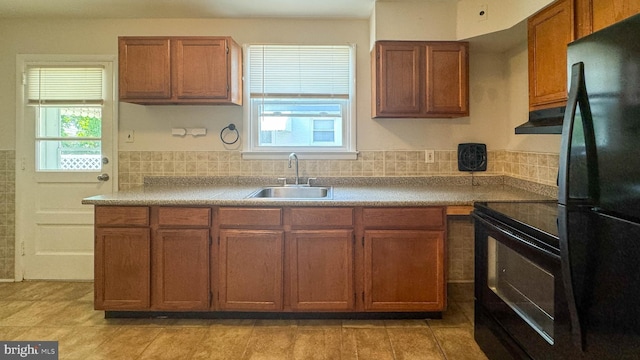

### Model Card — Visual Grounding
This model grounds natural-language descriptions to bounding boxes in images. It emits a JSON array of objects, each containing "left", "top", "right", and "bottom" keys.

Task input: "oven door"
[{"left": 473, "top": 212, "right": 570, "bottom": 360}]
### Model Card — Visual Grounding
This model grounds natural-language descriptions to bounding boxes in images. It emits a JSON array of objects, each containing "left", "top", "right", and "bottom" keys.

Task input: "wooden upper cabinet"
[
  {"left": 576, "top": 0, "right": 640, "bottom": 37},
  {"left": 528, "top": 0, "right": 575, "bottom": 111},
  {"left": 426, "top": 43, "right": 469, "bottom": 116},
  {"left": 173, "top": 38, "right": 230, "bottom": 101},
  {"left": 372, "top": 41, "right": 469, "bottom": 118},
  {"left": 119, "top": 36, "right": 242, "bottom": 105},
  {"left": 373, "top": 42, "right": 423, "bottom": 117},
  {"left": 118, "top": 38, "right": 171, "bottom": 100}
]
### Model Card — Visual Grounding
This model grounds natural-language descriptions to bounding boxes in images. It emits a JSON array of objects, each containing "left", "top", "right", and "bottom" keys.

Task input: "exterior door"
[{"left": 16, "top": 55, "right": 116, "bottom": 280}]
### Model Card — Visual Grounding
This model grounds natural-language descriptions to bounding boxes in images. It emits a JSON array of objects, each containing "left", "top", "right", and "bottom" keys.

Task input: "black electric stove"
[
  {"left": 474, "top": 201, "right": 559, "bottom": 249},
  {"left": 472, "top": 201, "right": 574, "bottom": 360}
]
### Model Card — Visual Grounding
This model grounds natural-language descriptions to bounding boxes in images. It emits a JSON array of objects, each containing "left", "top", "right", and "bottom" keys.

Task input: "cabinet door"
[
  {"left": 118, "top": 38, "right": 171, "bottom": 100},
  {"left": 373, "top": 42, "right": 423, "bottom": 117},
  {"left": 152, "top": 229, "right": 210, "bottom": 310},
  {"left": 289, "top": 230, "right": 354, "bottom": 311},
  {"left": 528, "top": 0, "right": 575, "bottom": 110},
  {"left": 364, "top": 230, "right": 445, "bottom": 311},
  {"left": 591, "top": 0, "right": 640, "bottom": 32},
  {"left": 426, "top": 43, "right": 469, "bottom": 116},
  {"left": 218, "top": 229, "right": 284, "bottom": 311},
  {"left": 95, "top": 228, "right": 150, "bottom": 310},
  {"left": 172, "top": 38, "right": 229, "bottom": 100}
]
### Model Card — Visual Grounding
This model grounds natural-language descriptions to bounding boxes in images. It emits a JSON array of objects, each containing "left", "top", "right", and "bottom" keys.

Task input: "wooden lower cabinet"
[
  {"left": 218, "top": 229, "right": 284, "bottom": 311},
  {"left": 94, "top": 205, "right": 446, "bottom": 315},
  {"left": 95, "top": 227, "right": 151, "bottom": 310},
  {"left": 363, "top": 229, "right": 445, "bottom": 311},
  {"left": 288, "top": 230, "right": 355, "bottom": 311},
  {"left": 152, "top": 229, "right": 210, "bottom": 310}
]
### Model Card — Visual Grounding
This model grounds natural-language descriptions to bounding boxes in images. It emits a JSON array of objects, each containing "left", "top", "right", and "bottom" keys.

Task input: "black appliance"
[
  {"left": 515, "top": 106, "right": 565, "bottom": 135},
  {"left": 474, "top": 13, "right": 640, "bottom": 359},
  {"left": 558, "top": 12, "right": 640, "bottom": 359},
  {"left": 473, "top": 201, "right": 574, "bottom": 359}
]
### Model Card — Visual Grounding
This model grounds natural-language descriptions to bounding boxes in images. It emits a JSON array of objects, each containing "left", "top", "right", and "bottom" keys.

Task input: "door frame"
[{"left": 14, "top": 54, "right": 119, "bottom": 281}]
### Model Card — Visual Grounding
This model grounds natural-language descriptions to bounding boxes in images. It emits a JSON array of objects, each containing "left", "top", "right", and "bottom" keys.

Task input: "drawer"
[
  {"left": 95, "top": 206, "right": 149, "bottom": 226},
  {"left": 362, "top": 207, "right": 445, "bottom": 229},
  {"left": 218, "top": 207, "right": 282, "bottom": 226},
  {"left": 290, "top": 207, "right": 354, "bottom": 227},
  {"left": 158, "top": 207, "right": 211, "bottom": 227}
]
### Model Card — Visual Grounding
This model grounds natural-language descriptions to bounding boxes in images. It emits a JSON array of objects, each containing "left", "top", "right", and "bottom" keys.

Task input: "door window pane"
[{"left": 36, "top": 107, "right": 102, "bottom": 171}]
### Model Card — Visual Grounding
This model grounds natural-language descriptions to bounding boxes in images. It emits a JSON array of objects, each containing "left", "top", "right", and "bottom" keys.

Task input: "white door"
[{"left": 15, "top": 56, "right": 117, "bottom": 280}]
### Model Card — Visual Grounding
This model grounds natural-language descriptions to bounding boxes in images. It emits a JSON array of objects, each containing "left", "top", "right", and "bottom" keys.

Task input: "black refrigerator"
[{"left": 558, "top": 13, "right": 640, "bottom": 359}]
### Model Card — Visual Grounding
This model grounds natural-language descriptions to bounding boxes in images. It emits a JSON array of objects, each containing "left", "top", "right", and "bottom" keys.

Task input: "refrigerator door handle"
[
  {"left": 558, "top": 62, "right": 599, "bottom": 352},
  {"left": 558, "top": 62, "right": 599, "bottom": 205},
  {"left": 558, "top": 63, "right": 580, "bottom": 205}
]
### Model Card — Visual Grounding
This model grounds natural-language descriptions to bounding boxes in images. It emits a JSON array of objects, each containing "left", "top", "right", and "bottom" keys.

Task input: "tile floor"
[{"left": 0, "top": 281, "right": 488, "bottom": 360}]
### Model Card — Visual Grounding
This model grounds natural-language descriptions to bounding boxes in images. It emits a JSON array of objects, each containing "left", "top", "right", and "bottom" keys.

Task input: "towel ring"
[{"left": 220, "top": 123, "right": 239, "bottom": 145}]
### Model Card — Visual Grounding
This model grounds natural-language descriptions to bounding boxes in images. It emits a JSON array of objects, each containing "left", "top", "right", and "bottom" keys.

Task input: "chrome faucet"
[{"left": 288, "top": 152, "right": 299, "bottom": 185}]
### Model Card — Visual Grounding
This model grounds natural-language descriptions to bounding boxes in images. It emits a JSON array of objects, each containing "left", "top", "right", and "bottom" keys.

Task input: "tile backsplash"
[
  {"left": 118, "top": 150, "right": 559, "bottom": 190},
  {"left": 0, "top": 150, "right": 16, "bottom": 280}
]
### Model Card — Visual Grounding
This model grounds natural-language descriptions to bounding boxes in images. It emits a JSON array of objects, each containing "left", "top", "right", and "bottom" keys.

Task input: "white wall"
[
  {"left": 456, "top": 0, "right": 553, "bottom": 40},
  {"left": 504, "top": 40, "right": 561, "bottom": 152},
  {"left": 373, "top": 1, "right": 457, "bottom": 42},
  {"left": 0, "top": 7, "right": 561, "bottom": 156}
]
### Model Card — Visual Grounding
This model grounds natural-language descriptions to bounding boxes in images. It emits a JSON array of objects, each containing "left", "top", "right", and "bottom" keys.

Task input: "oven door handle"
[
  {"left": 472, "top": 213, "right": 559, "bottom": 259},
  {"left": 558, "top": 205, "right": 585, "bottom": 351}
]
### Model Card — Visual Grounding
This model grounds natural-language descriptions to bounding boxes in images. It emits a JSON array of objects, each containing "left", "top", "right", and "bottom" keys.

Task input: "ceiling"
[
  {"left": 1, "top": 0, "right": 526, "bottom": 52},
  {"left": 0, "top": 0, "right": 409, "bottom": 19}
]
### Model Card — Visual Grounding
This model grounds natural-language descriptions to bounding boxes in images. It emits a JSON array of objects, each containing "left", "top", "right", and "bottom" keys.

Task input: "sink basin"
[{"left": 247, "top": 186, "right": 333, "bottom": 199}]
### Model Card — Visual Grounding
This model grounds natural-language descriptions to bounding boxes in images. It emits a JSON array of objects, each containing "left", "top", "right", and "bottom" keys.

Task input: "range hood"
[{"left": 515, "top": 106, "right": 565, "bottom": 134}]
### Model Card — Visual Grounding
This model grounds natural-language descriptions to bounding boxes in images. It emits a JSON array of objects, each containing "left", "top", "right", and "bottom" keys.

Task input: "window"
[
  {"left": 244, "top": 44, "right": 356, "bottom": 159},
  {"left": 26, "top": 66, "right": 105, "bottom": 171}
]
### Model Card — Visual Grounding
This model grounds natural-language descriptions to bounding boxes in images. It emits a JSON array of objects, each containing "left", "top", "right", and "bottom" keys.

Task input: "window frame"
[
  {"left": 26, "top": 64, "right": 108, "bottom": 172},
  {"left": 16, "top": 54, "right": 117, "bottom": 183},
  {"left": 242, "top": 44, "right": 357, "bottom": 160}
]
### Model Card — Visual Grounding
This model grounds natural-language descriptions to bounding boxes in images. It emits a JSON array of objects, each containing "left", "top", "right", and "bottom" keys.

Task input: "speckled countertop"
[{"left": 82, "top": 176, "right": 555, "bottom": 207}]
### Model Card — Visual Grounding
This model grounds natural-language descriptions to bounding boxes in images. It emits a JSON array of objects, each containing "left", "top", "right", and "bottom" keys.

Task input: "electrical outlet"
[
  {"left": 425, "top": 150, "right": 435, "bottom": 163},
  {"left": 478, "top": 4, "right": 488, "bottom": 22},
  {"left": 125, "top": 130, "right": 135, "bottom": 143}
]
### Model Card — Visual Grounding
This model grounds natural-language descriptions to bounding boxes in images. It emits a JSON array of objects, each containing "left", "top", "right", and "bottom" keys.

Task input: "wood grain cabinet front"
[
  {"left": 119, "top": 36, "right": 242, "bottom": 105},
  {"left": 529, "top": 0, "right": 640, "bottom": 111},
  {"left": 372, "top": 41, "right": 469, "bottom": 118},
  {"left": 288, "top": 207, "right": 355, "bottom": 311},
  {"left": 362, "top": 207, "right": 446, "bottom": 312},
  {"left": 218, "top": 229, "right": 285, "bottom": 311},
  {"left": 528, "top": 0, "right": 575, "bottom": 111},
  {"left": 576, "top": 0, "right": 640, "bottom": 37},
  {"left": 94, "top": 206, "right": 151, "bottom": 310},
  {"left": 152, "top": 207, "right": 211, "bottom": 311},
  {"left": 93, "top": 205, "right": 447, "bottom": 315}
]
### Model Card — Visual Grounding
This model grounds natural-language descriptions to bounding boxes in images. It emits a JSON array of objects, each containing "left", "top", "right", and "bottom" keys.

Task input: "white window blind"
[
  {"left": 26, "top": 66, "right": 104, "bottom": 105},
  {"left": 249, "top": 45, "right": 351, "bottom": 98}
]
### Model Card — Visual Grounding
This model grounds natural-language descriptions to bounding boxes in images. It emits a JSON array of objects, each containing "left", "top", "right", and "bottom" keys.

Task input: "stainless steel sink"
[{"left": 247, "top": 186, "right": 333, "bottom": 199}]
